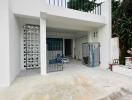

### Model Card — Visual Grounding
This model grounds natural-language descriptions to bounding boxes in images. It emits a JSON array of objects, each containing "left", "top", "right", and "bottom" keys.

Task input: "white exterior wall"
[
  {"left": 98, "top": 0, "right": 112, "bottom": 69},
  {"left": 75, "top": 35, "right": 89, "bottom": 60},
  {"left": 12, "top": 0, "right": 40, "bottom": 18},
  {"left": 88, "top": 32, "right": 98, "bottom": 42},
  {"left": 0, "top": 0, "right": 22, "bottom": 87},
  {"left": 0, "top": 0, "right": 10, "bottom": 87},
  {"left": 9, "top": 0, "right": 21, "bottom": 83}
]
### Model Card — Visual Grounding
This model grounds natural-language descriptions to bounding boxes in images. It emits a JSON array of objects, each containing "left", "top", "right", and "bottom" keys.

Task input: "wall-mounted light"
[{"left": 93, "top": 32, "right": 98, "bottom": 38}]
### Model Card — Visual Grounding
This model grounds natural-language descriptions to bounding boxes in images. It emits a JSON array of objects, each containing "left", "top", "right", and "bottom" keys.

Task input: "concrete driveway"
[{"left": 0, "top": 60, "right": 132, "bottom": 100}]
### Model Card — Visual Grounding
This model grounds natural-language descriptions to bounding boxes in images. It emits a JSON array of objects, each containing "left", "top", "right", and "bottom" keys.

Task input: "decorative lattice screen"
[{"left": 23, "top": 24, "right": 40, "bottom": 69}]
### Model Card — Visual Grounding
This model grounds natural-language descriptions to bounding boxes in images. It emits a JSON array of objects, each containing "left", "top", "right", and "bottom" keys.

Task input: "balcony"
[
  {"left": 12, "top": 0, "right": 106, "bottom": 32},
  {"left": 41, "top": 0, "right": 106, "bottom": 31},
  {"left": 46, "top": 0, "right": 103, "bottom": 15}
]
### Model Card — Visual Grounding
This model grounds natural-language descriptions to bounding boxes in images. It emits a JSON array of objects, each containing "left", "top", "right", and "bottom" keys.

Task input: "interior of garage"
[
  {"left": 17, "top": 17, "right": 100, "bottom": 77},
  {"left": 46, "top": 28, "right": 100, "bottom": 73}
]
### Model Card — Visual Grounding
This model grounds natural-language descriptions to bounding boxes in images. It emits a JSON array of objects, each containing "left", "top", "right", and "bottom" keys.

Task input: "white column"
[
  {"left": 72, "top": 39, "right": 75, "bottom": 58},
  {"left": 98, "top": 0, "right": 112, "bottom": 69},
  {"left": 40, "top": 17, "right": 47, "bottom": 75},
  {"left": 0, "top": 0, "right": 10, "bottom": 87},
  {"left": 63, "top": 38, "right": 65, "bottom": 57}
]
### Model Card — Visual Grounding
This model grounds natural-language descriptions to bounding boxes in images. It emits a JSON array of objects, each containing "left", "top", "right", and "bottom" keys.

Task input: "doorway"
[
  {"left": 65, "top": 39, "right": 72, "bottom": 57},
  {"left": 47, "top": 38, "right": 63, "bottom": 73}
]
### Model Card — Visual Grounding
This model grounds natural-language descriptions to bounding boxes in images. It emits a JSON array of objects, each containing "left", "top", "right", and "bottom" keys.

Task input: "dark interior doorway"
[{"left": 65, "top": 39, "right": 72, "bottom": 57}]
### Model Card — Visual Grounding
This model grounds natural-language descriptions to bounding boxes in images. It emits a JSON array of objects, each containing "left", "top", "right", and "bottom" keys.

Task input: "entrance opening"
[
  {"left": 65, "top": 39, "right": 72, "bottom": 57},
  {"left": 47, "top": 38, "right": 63, "bottom": 73}
]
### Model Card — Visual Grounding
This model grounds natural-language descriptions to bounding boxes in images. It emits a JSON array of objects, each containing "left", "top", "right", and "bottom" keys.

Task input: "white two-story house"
[{"left": 0, "top": 0, "right": 111, "bottom": 87}]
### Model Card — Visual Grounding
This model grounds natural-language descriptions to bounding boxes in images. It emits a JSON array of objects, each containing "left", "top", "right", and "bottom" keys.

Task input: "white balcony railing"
[{"left": 45, "top": 0, "right": 103, "bottom": 15}]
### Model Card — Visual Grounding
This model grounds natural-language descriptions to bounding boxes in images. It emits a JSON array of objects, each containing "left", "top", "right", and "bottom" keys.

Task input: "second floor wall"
[
  {"left": 11, "top": 0, "right": 40, "bottom": 18},
  {"left": 11, "top": 0, "right": 111, "bottom": 27}
]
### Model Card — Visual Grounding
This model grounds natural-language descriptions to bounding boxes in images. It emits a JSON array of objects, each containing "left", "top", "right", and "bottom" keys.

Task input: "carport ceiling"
[
  {"left": 47, "top": 27, "right": 88, "bottom": 38},
  {"left": 46, "top": 15, "right": 102, "bottom": 32}
]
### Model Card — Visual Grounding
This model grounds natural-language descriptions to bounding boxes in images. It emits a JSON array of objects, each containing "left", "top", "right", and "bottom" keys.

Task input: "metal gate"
[
  {"left": 23, "top": 24, "right": 40, "bottom": 69},
  {"left": 82, "top": 42, "right": 100, "bottom": 67},
  {"left": 47, "top": 38, "right": 63, "bottom": 73}
]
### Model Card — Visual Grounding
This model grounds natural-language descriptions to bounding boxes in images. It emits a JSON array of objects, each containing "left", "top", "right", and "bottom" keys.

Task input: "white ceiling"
[
  {"left": 46, "top": 14, "right": 103, "bottom": 32},
  {"left": 17, "top": 17, "right": 88, "bottom": 38},
  {"left": 47, "top": 27, "right": 89, "bottom": 38}
]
